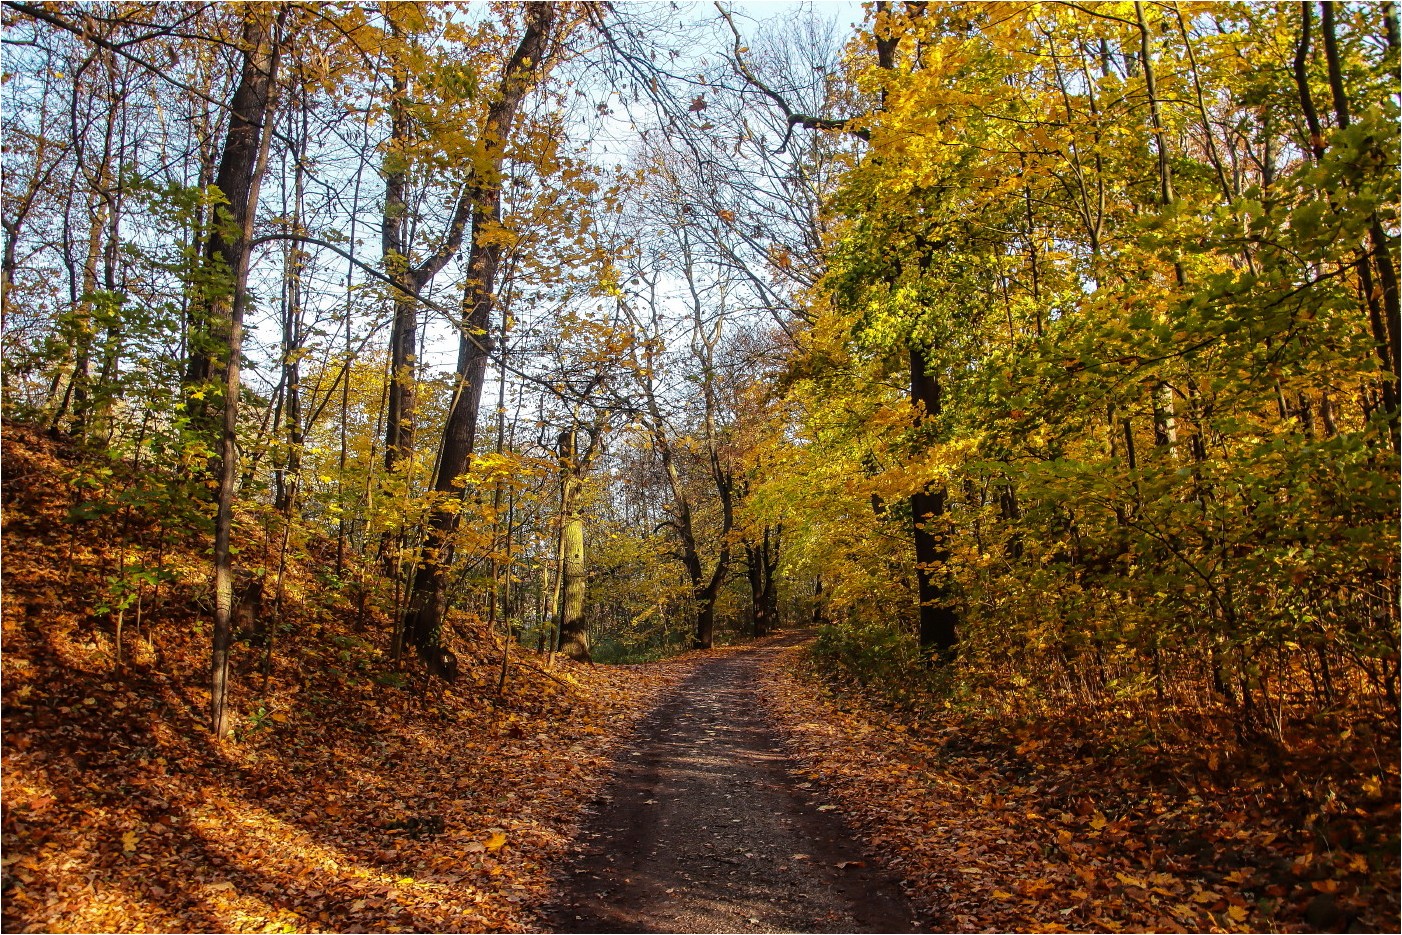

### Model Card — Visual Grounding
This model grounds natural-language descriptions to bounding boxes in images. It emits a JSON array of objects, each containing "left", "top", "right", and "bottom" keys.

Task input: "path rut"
[{"left": 543, "top": 635, "right": 922, "bottom": 934}]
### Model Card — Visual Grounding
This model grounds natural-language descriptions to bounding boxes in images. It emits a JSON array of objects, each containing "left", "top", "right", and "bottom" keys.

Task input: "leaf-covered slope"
[
  {"left": 762, "top": 639, "right": 1400, "bottom": 934},
  {"left": 0, "top": 420, "right": 695, "bottom": 933}
]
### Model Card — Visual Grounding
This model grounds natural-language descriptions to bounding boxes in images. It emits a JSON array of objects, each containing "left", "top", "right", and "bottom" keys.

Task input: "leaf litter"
[
  {"left": 759, "top": 638, "right": 1399, "bottom": 934},
  {"left": 1, "top": 421, "right": 700, "bottom": 933},
  {"left": 4, "top": 420, "right": 1397, "bottom": 933}
]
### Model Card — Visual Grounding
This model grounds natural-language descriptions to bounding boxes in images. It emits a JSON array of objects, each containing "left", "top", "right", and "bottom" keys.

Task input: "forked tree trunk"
[
  {"left": 745, "top": 541, "right": 766, "bottom": 637},
  {"left": 746, "top": 524, "right": 780, "bottom": 638},
  {"left": 762, "top": 524, "right": 781, "bottom": 631},
  {"left": 399, "top": 5, "right": 558, "bottom": 673}
]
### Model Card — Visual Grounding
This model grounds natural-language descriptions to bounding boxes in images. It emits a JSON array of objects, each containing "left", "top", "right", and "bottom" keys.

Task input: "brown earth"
[{"left": 543, "top": 633, "right": 923, "bottom": 934}]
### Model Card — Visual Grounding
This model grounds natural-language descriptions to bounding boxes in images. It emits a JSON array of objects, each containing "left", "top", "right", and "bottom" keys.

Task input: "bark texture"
[
  {"left": 207, "top": 9, "right": 283, "bottom": 737},
  {"left": 400, "top": 5, "right": 558, "bottom": 670}
]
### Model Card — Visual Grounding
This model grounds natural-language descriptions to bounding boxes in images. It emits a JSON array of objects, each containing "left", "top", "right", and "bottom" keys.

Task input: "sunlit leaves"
[{"left": 761, "top": 1, "right": 1399, "bottom": 809}]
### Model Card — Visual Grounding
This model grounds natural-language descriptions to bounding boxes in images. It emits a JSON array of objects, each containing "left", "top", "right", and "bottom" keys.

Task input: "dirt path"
[{"left": 542, "top": 634, "right": 923, "bottom": 934}]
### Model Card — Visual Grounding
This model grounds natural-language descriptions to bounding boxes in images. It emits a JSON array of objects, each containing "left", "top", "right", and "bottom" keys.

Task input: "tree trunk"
[
  {"left": 381, "top": 61, "right": 419, "bottom": 470},
  {"left": 208, "top": 7, "right": 284, "bottom": 738},
  {"left": 556, "top": 429, "right": 591, "bottom": 661},
  {"left": 275, "top": 110, "right": 307, "bottom": 514},
  {"left": 762, "top": 524, "right": 781, "bottom": 631},
  {"left": 185, "top": 10, "right": 281, "bottom": 441},
  {"left": 745, "top": 541, "right": 766, "bottom": 638},
  {"left": 1320, "top": 0, "right": 1400, "bottom": 442},
  {"left": 746, "top": 524, "right": 780, "bottom": 638},
  {"left": 399, "top": 5, "right": 557, "bottom": 671},
  {"left": 910, "top": 347, "right": 957, "bottom": 664},
  {"left": 60, "top": 195, "right": 106, "bottom": 435},
  {"left": 693, "top": 462, "right": 733, "bottom": 649},
  {"left": 556, "top": 502, "right": 587, "bottom": 658}
]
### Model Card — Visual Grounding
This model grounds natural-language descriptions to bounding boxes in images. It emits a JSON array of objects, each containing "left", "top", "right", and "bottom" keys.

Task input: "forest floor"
[
  {"left": 3, "top": 420, "right": 1398, "bottom": 934},
  {"left": 2, "top": 420, "right": 705, "bottom": 934},
  {"left": 758, "top": 646, "right": 1399, "bottom": 934},
  {"left": 542, "top": 631, "right": 1398, "bottom": 935}
]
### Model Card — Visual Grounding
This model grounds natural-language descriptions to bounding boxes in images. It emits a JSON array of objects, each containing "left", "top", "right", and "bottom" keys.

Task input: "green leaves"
[{"left": 771, "top": 0, "right": 1398, "bottom": 746}]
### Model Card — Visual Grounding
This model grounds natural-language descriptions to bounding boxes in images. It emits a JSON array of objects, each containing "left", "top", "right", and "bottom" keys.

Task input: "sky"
[
  {"left": 234, "top": 0, "right": 874, "bottom": 431},
  {"left": 407, "top": 0, "right": 871, "bottom": 389}
]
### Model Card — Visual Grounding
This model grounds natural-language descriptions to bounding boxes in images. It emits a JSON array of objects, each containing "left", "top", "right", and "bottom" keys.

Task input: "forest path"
[{"left": 542, "top": 633, "right": 923, "bottom": 934}]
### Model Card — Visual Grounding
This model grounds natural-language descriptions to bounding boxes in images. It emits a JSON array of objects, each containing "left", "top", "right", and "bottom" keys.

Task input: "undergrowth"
[{"left": 800, "top": 617, "right": 1400, "bottom": 931}]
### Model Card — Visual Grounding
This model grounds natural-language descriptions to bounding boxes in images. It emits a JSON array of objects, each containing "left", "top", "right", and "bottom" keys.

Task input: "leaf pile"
[
  {"left": 761, "top": 639, "right": 1400, "bottom": 934},
  {"left": 1, "top": 421, "right": 699, "bottom": 933}
]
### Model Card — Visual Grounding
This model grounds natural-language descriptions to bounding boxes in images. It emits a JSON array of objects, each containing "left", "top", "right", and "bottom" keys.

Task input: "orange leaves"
[
  {"left": 760, "top": 636, "right": 1399, "bottom": 933},
  {"left": 2, "top": 636, "right": 680, "bottom": 931},
  {"left": 0, "top": 416, "right": 707, "bottom": 934}
]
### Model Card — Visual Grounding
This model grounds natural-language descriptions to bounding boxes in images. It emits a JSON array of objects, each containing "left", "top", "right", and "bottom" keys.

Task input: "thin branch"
[
  {"left": 4, "top": 2, "right": 264, "bottom": 129},
  {"left": 714, "top": 2, "right": 868, "bottom": 150},
  {"left": 248, "top": 233, "right": 560, "bottom": 396}
]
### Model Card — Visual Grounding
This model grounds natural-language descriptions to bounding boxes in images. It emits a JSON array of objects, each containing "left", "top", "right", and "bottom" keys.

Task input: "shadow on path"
[{"left": 543, "top": 633, "right": 924, "bottom": 934}]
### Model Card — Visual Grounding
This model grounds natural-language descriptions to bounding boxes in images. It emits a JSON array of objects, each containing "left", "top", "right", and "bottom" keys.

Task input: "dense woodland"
[{"left": 1, "top": 1, "right": 1399, "bottom": 932}]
